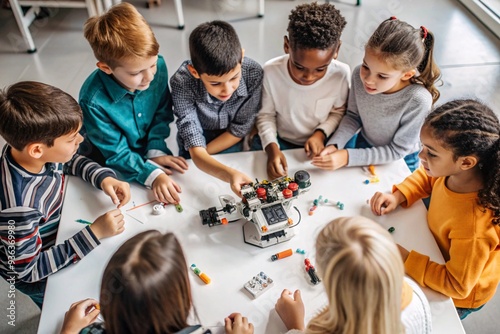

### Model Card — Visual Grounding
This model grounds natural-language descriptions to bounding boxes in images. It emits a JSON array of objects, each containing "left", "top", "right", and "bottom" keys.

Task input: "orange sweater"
[{"left": 394, "top": 167, "right": 500, "bottom": 308}]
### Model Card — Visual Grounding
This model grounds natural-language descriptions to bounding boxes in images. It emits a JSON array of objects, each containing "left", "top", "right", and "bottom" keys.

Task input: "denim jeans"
[
  {"left": 456, "top": 304, "right": 484, "bottom": 320},
  {"left": 179, "top": 129, "right": 244, "bottom": 159},
  {"left": 344, "top": 133, "right": 420, "bottom": 172},
  {"left": 14, "top": 279, "right": 46, "bottom": 309},
  {"left": 249, "top": 134, "right": 304, "bottom": 152}
]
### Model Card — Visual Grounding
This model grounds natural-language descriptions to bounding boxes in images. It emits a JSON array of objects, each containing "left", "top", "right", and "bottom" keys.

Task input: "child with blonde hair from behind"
[
  {"left": 313, "top": 17, "right": 441, "bottom": 172},
  {"left": 275, "top": 216, "right": 432, "bottom": 334},
  {"left": 61, "top": 231, "right": 253, "bottom": 334},
  {"left": 371, "top": 99, "right": 500, "bottom": 319}
]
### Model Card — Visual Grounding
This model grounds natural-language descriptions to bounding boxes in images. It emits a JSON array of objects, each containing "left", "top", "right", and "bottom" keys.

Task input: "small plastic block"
[
  {"left": 175, "top": 203, "right": 183, "bottom": 212},
  {"left": 388, "top": 227, "right": 395, "bottom": 233},
  {"left": 244, "top": 271, "right": 274, "bottom": 298},
  {"left": 152, "top": 203, "right": 165, "bottom": 215},
  {"left": 296, "top": 248, "right": 306, "bottom": 254}
]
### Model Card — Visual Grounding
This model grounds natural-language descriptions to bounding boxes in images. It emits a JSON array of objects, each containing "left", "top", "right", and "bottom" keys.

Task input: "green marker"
[{"left": 76, "top": 219, "right": 92, "bottom": 225}]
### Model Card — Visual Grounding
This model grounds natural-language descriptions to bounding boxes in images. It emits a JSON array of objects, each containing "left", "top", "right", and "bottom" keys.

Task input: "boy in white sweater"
[{"left": 253, "top": 2, "right": 350, "bottom": 179}]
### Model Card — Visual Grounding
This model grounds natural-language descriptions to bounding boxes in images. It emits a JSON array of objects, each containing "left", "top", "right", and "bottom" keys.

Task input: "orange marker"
[
  {"left": 95, "top": 303, "right": 101, "bottom": 310},
  {"left": 368, "top": 165, "right": 376, "bottom": 176},
  {"left": 190, "top": 264, "right": 211, "bottom": 284},
  {"left": 271, "top": 248, "right": 293, "bottom": 261}
]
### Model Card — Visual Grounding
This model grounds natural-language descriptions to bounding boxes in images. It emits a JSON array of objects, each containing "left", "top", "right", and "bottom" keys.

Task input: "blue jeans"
[
  {"left": 14, "top": 279, "right": 46, "bottom": 309},
  {"left": 344, "top": 133, "right": 420, "bottom": 172},
  {"left": 179, "top": 129, "right": 244, "bottom": 159},
  {"left": 456, "top": 304, "right": 484, "bottom": 320},
  {"left": 249, "top": 134, "right": 304, "bottom": 151}
]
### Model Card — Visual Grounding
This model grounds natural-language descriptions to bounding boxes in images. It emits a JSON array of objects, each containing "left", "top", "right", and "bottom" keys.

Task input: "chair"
[{"left": 8, "top": 0, "right": 117, "bottom": 53}]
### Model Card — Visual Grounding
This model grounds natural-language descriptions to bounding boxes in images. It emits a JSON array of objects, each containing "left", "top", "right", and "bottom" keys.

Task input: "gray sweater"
[{"left": 326, "top": 65, "right": 432, "bottom": 166}]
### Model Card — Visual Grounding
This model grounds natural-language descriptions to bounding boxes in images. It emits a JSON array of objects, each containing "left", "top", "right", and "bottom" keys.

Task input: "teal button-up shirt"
[{"left": 79, "top": 55, "right": 173, "bottom": 186}]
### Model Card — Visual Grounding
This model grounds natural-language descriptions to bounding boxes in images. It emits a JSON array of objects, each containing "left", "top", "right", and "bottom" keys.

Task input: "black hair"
[
  {"left": 287, "top": 2, "right": 346, "bottom": 50},
  {"left": 0, "top": 81, "right": 82, "bottom": 151},
  {"left": 424, "top": 99, "right": 500, "bottom": 225},
  {"left": 189, "top": 20, "right": 242, "bottom": 76}
]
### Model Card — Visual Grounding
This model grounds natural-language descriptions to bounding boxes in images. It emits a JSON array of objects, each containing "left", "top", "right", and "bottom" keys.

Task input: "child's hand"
[
  {"left": 275, "top": 289, "right": 305, "bottom": 331},
  {"left": 305, "top": 131, "right": 326, "bottom": 158},
  {"left": 60, "top": 298, "right": 100, "bottom": 334},
  {"left": 311, "top": 149, "right": 348, "bottom": 170},
  {"left": 90, "top": 209, "right": 125, "bottom": 239},
  {"left": 265, "top": 143, "right": 288, "bottom": 179},
  {"left": 150, "top": 155, "right": 189, "bottom": 174},
  {"left": 100, "top": 177, "right": 131, "bottom": 208},
  {"left": 229, "top": 170, "right": 253, "bottom": 198},
  {"left": 370, "top": 190, "right": 405, "bottom": 216},
  {"left": 224, "top": 313, "right": 254, "bottom": 334},
  {"left": 152, "top": 173, "right": 182, "bottom": 204}
]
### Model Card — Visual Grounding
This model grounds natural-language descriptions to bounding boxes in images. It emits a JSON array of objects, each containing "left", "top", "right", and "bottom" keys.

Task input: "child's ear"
[
  {"left": 401, "top": 69, "right": 417, "bottom": 81},
  {"left": 26, "top": 143, "right": 44, "bottom": 159},
  {"left": 459, "top": 156, "right": 478, "bottom": 171},
  {"left": 241, "top": 48, "right": 245, "bottom": 62},
  {"left": 187, "top": 64, "right": 200, "bottom": 79},
  {"left": 283, "top": 36, "right": 290, "bottom": 54},
  {"left": 332, "top": 41, "right": 342, "bottom": 60},
  {"left": 97, "top": 62, "right": 113, "bottom": 75}
]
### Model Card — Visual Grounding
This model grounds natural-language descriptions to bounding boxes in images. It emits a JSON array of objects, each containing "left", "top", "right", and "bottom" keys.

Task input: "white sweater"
[
  {"left": 256, "top": 55, "right": 350, "bottom": 149},
  {"left": 284, "top": 277, "right": 432, "bottom": 334}
]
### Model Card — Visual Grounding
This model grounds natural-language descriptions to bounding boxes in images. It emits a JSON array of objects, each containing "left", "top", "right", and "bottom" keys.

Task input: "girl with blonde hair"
[{"left": 275, "top": 216, "right": 431, "bottom": 334}]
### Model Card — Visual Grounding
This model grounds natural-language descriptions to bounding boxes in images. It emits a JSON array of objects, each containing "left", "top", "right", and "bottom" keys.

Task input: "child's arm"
[
  {"left": 0, "top": 208, "right": 123, "bottom": 283},
  {"left": 275, "top": 289, "right": 306, "bottom": 331},
  {"left": 206, "top": 131, "right": 242, "bottom": 155},
  {"left": 145, "top": 61, "right": 189, "bottom": 173},
  {"left": 64, "top": 154, "right": 130, "bottom": 208},
  {"left": 189, "top": 147, "right": 252, "bottom": 197}
]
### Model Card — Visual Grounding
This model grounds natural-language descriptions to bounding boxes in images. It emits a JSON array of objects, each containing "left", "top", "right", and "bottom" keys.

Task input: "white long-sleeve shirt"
[{"left": 256, "top": 55, "right": 350, "bottom": 149}]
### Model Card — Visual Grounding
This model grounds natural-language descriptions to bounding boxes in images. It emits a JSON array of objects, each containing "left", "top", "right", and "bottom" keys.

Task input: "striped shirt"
[{"left": 0, "top": 146, "right": 115, "bottom": 283}]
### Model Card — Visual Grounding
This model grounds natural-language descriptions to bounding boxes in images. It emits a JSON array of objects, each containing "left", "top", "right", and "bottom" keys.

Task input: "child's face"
[
  {"left": 284, "top": 37, "right": 338, "bottom": 86},
  {"left": 360, "top": 49, "right": 415, "bottom": 95},
  {"left": 196, "top": 64, "right": 242, "bottom": 102},
  {"left": 418, "top": 126, "right": 461, "bottom": 178},
  {"left": 41, "top": 126, "right": 84, "bottom": 163},
  {"left": 98, "top": 55, "right": 158, "bottom": 92}
]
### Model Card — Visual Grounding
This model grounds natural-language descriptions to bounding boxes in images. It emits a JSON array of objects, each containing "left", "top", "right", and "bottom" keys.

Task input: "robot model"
[{"left": 199, "top": 170, "right": 311, "bottom": 248}]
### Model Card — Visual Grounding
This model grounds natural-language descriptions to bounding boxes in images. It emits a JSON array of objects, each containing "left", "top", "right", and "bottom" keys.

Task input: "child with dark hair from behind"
[
  {"left": 0, "top": 82, "right": 130, "bottom": 308},
  {"left": 254, "top": 2, "right": 350, "bottom": 179},
  {"left": 170, "top": 20, "right": 263, "bottom": 197},
  {"left": 61, "top": 231, "right": 254, "bottom": 334},
  {"left": 370, "top": 99, "right": 500, "bottom": 319},
  {"left": 275, "top": 216, "right": 432, "bottom": 334},
  {"left": 313, "top": 17, "right": 441, "bottom": 172}
]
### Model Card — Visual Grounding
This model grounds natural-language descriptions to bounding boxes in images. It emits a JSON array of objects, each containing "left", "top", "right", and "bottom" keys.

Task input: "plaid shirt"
[{"left": 170, "top": 57, "right": 263, "bottom": 151}]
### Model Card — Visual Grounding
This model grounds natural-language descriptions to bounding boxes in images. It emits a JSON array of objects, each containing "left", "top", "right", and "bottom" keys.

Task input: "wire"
[{"left": 289, "top": 206, "right": 301, "bottom": 228}]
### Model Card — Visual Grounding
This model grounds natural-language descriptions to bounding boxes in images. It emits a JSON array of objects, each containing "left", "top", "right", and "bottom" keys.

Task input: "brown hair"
[
  {"left": 367, "top": 18, "right": 441, "bottom": 104},
  {"left": 0, "top": 81, "right": 82, "bottom": 150},
  {"left": 84, "top": 2, "right": 159, "bottom": 69},
  {"left": 99, "top": 231, "right": 192, "bottom": 334}
]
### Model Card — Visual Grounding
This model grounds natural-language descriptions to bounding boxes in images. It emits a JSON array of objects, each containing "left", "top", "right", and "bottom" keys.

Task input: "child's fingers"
[{"left": 293, "top": 289, "right": 302, "bottom": 303}]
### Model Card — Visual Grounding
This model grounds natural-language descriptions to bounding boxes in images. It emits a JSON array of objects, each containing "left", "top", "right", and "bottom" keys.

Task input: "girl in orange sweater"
[{"left": 370, "top": 99, "right": 500, "bottom": 319}]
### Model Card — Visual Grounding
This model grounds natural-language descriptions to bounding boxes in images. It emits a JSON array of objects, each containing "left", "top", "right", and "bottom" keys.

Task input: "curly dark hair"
[
  {"left": 287, "top": 2, "right": 347, "bottom": 50},
  {"left": 424, "top": 99, "right": 500, "bottom": 225}
]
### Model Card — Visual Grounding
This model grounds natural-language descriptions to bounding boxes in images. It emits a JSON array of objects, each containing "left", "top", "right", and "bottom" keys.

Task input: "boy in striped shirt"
[{"left": 0, "top": 82, "right": 130, "bottom": 308}]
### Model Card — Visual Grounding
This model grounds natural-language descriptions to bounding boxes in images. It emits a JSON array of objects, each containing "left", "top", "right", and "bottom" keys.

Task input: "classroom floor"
[{"left": 0, "top": 0, "right": 499, "bottom": 333}]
